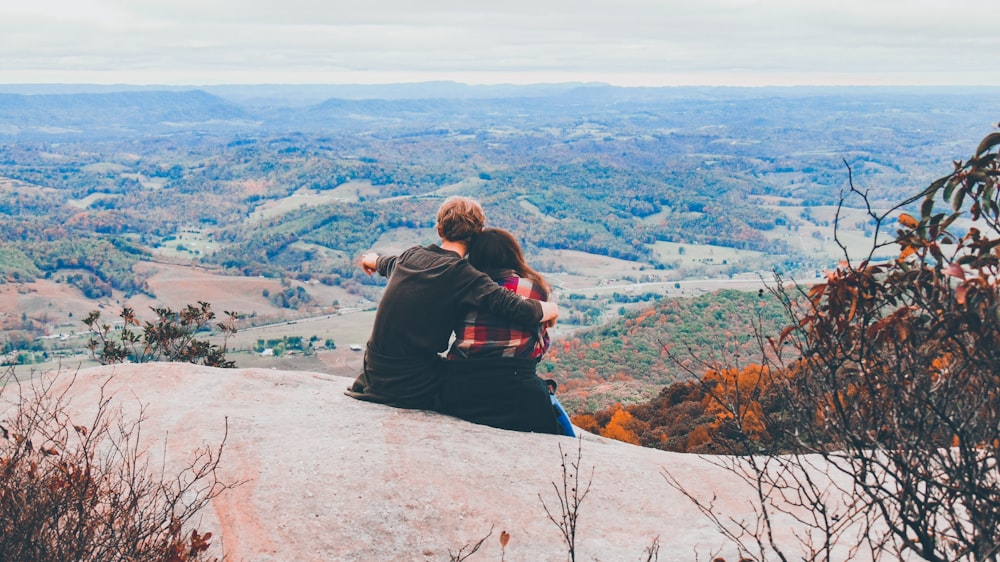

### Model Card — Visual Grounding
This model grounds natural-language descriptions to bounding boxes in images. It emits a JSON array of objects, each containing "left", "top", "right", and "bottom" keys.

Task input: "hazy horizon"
[{"left": 4, "top": 1, "right": 999, "bottom": 88}]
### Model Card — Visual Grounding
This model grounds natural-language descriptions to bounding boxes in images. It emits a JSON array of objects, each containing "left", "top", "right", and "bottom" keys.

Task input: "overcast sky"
[{"left": 3, "top": 0, "right": 999, "bottom": 86}]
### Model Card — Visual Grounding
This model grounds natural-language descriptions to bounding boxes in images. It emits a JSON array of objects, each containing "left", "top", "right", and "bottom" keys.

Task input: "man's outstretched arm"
[
  {"left": 360, "top": 252, "right": 398, "bottom": 277},
  {"left": 360, "top": 252, "right": 379, "bottom": 275}
]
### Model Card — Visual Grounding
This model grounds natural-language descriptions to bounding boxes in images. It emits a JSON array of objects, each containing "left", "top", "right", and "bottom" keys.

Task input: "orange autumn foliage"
[
  {"left": 685, "top": 425, "right": 712, "bottom": 451},
  {"left": 571, "top": 414, "right": 601, "bottom": 434},
  {"left": 600, "top": 407, "right": 641, "bottom": 445},
  {"left": 578, "top": 363, "right": 787, "bottom": 453},
  {"left": 700, "top": 365, "right": 772, "bottom": 442}
]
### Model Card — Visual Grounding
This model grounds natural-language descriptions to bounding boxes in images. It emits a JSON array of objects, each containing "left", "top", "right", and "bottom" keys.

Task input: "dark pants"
[{"left": 440, "top": 357, "right": 561, "bottom": 435}]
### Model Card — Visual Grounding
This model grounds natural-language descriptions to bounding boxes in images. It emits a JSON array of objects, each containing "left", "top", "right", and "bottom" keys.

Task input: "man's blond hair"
[{"left": 436, "top": 196, "right": 485, "bottom": 243}]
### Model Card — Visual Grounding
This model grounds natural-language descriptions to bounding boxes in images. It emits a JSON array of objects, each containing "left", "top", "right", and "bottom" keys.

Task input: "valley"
[{"left": 1, "top": 83, "right": 996, "bottom": 412}]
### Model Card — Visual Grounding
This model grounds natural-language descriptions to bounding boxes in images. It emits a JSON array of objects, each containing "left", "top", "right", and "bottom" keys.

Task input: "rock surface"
[{"left": 33, "top": 363, "right": 799, "bottom": 561}]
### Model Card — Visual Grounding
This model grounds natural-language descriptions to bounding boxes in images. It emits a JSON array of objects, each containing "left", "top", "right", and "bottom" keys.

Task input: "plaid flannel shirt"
[{"left": 447, "top": 271, "right": 550, "bottom": 360}]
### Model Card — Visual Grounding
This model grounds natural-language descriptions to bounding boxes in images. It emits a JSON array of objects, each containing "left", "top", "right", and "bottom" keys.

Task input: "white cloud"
[{"left": 2, "top": 0, "right": 999, "bottom": 85}]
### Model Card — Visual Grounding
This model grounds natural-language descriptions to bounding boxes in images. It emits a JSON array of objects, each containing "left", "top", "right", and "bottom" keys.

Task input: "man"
[{"left": 346, "top": 196, "right": 559, "bottom": 409}]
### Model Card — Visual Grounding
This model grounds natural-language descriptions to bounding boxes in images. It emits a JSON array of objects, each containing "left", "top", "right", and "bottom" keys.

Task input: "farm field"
[{"left": 5, "top": 238, "right": 799, "bottom": 379}]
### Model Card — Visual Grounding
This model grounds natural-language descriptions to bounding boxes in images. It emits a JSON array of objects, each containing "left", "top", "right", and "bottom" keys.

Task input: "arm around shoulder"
[{"left": 539, "top": 300, "right": 559, "bottom": 324}]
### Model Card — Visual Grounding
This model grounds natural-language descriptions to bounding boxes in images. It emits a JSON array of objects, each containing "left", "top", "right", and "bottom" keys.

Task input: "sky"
[{"left": 2, "top": 0, "right": 999, "bottom": 87}]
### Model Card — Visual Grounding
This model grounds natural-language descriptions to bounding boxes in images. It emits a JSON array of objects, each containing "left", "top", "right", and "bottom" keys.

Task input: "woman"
[{"left": 441, "top": 228, "right": 574, "bottom": 436}]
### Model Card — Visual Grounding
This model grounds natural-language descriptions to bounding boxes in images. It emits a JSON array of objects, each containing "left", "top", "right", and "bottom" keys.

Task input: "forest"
[
  {"left": 1, "top": 85, "right": 995, "bottom": 293},
  {"left": 541, "top": 288, "right": 790, "bottom": 411}
]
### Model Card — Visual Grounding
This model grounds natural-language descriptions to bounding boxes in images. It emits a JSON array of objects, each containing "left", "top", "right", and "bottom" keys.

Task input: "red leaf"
[{"left": 945, "top": 263, "right": 966, "bottom": 280}]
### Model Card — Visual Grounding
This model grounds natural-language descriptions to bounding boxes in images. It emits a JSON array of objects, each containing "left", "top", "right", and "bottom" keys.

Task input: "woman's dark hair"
[{"left": 467, "top": 228, "right": 550, "bottom": 295}]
